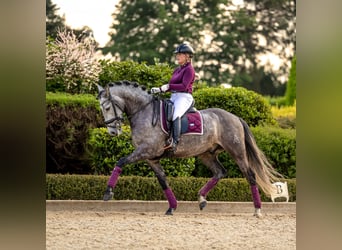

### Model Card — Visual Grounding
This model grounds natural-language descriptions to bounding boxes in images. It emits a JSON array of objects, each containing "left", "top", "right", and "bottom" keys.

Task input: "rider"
[{"left": 151, "top": 43, "right": 196, "bottom": 152}]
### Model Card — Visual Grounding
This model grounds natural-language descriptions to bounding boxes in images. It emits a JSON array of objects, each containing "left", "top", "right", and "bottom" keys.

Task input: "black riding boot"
[
  {"left": 164, "top": 117, "right": 181, "bottom": 152},
  {"left": 171, "top": 117, "right": 181, "bottom": 152}
]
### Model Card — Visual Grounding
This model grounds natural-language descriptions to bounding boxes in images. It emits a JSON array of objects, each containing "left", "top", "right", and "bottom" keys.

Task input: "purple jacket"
[{"left": 168, "top": 62, "right": 195, "bottom": 94}]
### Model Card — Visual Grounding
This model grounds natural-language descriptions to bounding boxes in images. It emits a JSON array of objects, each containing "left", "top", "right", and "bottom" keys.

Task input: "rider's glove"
[
  {"left": 160, "top": 84, "right": 169, "bottom": 92},
  {"left": 151, "top": 87, "right": 161, "bottom": 94},
  {"left": 151, "top": 84, "right": 169, "bottom": 94}
]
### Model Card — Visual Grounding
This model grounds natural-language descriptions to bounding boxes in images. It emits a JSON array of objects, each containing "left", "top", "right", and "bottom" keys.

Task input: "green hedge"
[
  {"left": 46, "top": 92, "right": 103, "bottom": 173},
  {"left": 98, "top": 60, "right": 173, "bottom": 90},
  {"left": 87, "top": 125, "right": 296, "bottom": 178},
  {"left": 46, "top": 174, "right": 296, "bottom": 202},
  {"left": 46, "top": 87, "right": 295, "bottom": 176},
  {"left": 193, "top": 87, "right": 276, "bottom": 126},
  {"left": 252, "top": 126, "right": 296, "bottom": 178},
  {"left": 86, "top": 126, "right": 195, "bottom": 176},
  {"left": 46, "top": 92, "right": 99, "bottom": 108},
  {"left": 192, "top": 126, "right": 296, "bottom": 179}
]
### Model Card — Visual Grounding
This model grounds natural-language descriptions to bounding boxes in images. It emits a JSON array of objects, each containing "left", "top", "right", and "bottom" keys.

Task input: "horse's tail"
[{"left": 239, "top": 118, "right": 283, "bottom": 196}]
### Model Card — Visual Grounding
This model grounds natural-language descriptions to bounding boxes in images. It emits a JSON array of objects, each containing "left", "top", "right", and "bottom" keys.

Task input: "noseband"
[
  {"left": 100, "top": 86, "right": 156, "bottom": 129},
  {"left": 100, "top": 89, "right": 124, "bottom": 129}
]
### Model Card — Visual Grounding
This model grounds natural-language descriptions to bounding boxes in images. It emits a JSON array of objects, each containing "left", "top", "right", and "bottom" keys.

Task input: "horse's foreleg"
[
  {"left": 163, "top": 188, "right": 177, "bottom": 215},
  {"left": 147, "top": 159, "right": 177, "bottom": 215},
  {"left": 103, "top": 157, "right": 127, "bottom": 201}
]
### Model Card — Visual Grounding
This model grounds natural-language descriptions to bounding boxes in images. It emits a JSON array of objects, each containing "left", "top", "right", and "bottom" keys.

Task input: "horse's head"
[{"left": 97, "top": 84, "right": 124, "bottom": 136}]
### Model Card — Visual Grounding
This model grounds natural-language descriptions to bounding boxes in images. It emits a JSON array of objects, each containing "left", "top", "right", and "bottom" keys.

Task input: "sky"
[
  {"left": 51, "top": 0, "right": 284, "bottom": 80},
  {"left": 51, "top": 0, "right": 243, "bottom": 47},
  {"left": 52, "top": 0, "right": 119, "bottom": 47}
]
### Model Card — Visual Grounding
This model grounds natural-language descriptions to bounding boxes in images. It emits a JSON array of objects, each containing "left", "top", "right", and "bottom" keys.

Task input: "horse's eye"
[{"left": 105, "top": 107, "right": 110, "bottom": 111}]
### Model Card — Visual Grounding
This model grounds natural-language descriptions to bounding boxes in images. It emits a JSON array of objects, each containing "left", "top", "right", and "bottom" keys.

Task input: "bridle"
[
  {"left": 99, "top": 86, "right": 158, "bottom": 130},
  {"left": 99, "top": 89, "right": 124, "bottom": 130}
]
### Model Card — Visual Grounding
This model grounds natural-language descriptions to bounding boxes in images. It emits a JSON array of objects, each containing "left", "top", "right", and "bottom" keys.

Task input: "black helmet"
[{"left": 173, "top": 43, "right": 195, "bottom": 57}]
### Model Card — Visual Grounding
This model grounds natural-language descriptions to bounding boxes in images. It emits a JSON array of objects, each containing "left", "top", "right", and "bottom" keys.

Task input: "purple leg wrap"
[
  {"left": 199, "top": 178, "right": 219, "bottom": 197},
  {"left": 107, "top": 166, "right": 122, "bottom": 187},
  {"left": 163, "top": 188, "right": 177, "bottom": 209},
  {"left": 251, "top": 185, "right": 261, "bottom": 208}
]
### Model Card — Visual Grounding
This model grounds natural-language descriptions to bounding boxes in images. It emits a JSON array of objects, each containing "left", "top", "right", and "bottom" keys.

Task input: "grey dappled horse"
[{"left": 97, "top": 81, "right": 281, "bottom": 218}]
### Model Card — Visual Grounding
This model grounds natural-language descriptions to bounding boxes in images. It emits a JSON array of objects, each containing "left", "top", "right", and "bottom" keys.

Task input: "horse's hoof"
[
  {"left": 165, "top": 207, "right": 175, "bottom": 215},
  {"left": 103, "top": 187, "right": 114, "bottom": 201},
  {"left": 253, "top": 208, "right": 262, "bottom": 218},
  {"left": 199, "top": 201, "right": 207, "bottom": 210},
  {"left": 198, "top": 195, "right": 207, "bottom": 210}
]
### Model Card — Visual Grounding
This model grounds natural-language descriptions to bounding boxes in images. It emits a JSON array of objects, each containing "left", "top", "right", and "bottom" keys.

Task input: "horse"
[{"left": 96, "top": 81, "right": 282, "bottom": 218}]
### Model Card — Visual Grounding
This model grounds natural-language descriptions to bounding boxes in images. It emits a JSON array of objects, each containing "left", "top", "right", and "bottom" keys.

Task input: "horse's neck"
[{"left": 118, "top": 89, "right": 152, "bottom": 117}]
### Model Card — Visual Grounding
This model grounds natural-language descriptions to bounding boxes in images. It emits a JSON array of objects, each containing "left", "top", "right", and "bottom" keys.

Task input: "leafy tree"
[
  {"left": 102, "top": 0, "right": 295, "bottom": 95},
  {"left": 102, "top": 0, "right": 195, "bottom": 63},
  {"left": 285, "top": 55, "right": 296, "bottom": 105},
  {"left": 46, "top": 0, "right": 66, "bottom": 39},
  {"left": 46, "top": 30, "right": 101, "bottom": 94},
  {"left": 239, "top": 0, "right": 296, "bottom": 93},
  {"left": 46, "top": 0, "right": 95, "bottom": 43}
]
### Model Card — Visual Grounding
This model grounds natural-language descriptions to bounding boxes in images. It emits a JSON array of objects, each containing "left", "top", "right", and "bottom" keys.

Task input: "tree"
[
  {"left": 240, "top": 0, "right": 296, "bottom": 92},
  {"left": 46, "top": 0, "right": 96, "bottom": 44},
  {"left": 102, "top": 0, "right": 295, "bottom": 94},
  {"left": 285, "top": 55, "right": 296, "bottom": 105},
  {"left": 102, "top": 0, "right": 195, "bottom": 62},
  {"left": 46, "top": 0, "right": 66, "bottom": 39},
  {"left": 46, "top": 30, "right": 101, "bottom": 94}
]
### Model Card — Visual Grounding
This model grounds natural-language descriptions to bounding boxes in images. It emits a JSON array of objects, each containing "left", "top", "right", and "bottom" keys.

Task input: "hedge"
[
  {"left": 86, "top": 126, "right": 195, "bottom": 177},
  {"left": 87, "top": 125, "right": 296, "bottom": 179},
  {"left": 193, "top": 87, "right": 275, "bottom": 127},
  {"left": 252, "top": 126, "right": 296, "bottom": 178},
  {"left": 46, "top": 88, "right": 295, "bottom": 176},
  {"left": 46, "top": 92, "right": 104, "bottom": 173},
  {"left": 46, "top": 174, "right": 296, "bottom": 202},
  {"left": 98, "top": 60, "right": 173, "bottom": 90}
]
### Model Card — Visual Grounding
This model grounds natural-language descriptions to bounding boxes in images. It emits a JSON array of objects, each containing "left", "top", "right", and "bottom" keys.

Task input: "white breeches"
[{"left": 170, "top": 92, "right": 194, "bottom": 121}]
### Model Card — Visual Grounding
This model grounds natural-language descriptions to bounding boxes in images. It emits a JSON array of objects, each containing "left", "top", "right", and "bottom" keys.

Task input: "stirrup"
[{"left": 163, "top": 137, "right": 173, "bottom": 150}]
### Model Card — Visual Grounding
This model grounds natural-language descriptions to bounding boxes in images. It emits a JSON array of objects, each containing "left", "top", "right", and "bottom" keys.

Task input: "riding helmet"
[{"left": 173, "top": 43, "right": 195, "bottom": 57}]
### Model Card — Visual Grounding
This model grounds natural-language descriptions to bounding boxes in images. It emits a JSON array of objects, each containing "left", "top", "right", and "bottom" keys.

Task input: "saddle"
[{"left": 160, "top": 99, "right": 203, "bottom": 135}]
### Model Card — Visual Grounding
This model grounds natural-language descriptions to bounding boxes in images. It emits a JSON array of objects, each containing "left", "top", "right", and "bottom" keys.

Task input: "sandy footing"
[{"left": 46, "top": 204, "right": 296, "bottom": 249}]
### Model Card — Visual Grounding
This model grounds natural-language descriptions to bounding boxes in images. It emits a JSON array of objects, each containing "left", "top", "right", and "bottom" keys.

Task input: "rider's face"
[{"left": 175, "top": 53, "right": 188, "bottom": 65}]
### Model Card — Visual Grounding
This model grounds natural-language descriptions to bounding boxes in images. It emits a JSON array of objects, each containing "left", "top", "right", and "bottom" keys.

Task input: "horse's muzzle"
[{"left": 108, "top": 127, "right": 122, "bottom": 136}]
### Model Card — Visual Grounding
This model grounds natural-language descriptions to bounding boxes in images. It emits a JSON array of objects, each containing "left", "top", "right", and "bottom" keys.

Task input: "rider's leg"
[
  {"left": 165, "top": 117, "right": 181, "bottom": 152},
  {"left": 165, "top": 93, "right": 193, "bottom": 151}
]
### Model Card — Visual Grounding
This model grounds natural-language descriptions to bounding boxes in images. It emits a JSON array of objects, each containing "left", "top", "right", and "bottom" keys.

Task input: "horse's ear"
[
  {"left": 96, "top": 84, "right": 104, "bottom": 93},
  {"left": 96, "top": 84, "right": 105, "bottom": 99}
]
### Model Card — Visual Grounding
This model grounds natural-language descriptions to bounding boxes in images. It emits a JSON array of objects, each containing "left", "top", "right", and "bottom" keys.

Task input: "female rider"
[{"left": 151, "top": 43, "right": 196, "bottom": 152}]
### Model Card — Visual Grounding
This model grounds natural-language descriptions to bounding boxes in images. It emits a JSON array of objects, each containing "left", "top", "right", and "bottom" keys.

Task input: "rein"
[
  {"left": 106, "top": 86, "right": 159, "bottom": 126},
  {"left": 125, "top": 96, "right": 159, "bottom": 127},
  {"left": 126, "top": 98, "right": 153, "bottom": 121}
]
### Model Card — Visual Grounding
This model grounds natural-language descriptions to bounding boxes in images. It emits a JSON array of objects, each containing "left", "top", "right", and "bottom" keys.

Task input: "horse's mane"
[{"left": 107, "top": 80, "right": 149, "bottom": 94}]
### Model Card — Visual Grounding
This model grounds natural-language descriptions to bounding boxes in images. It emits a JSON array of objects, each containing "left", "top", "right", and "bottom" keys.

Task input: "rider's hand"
[
  {"left": 151, "top": 87, "right": 161, "bottom": 94},
  {"left": 151, "top": 84, "right": 169, "bottom": 94},
  {"left": 160, "top": 84, "right": 169, "bottom": 92}
]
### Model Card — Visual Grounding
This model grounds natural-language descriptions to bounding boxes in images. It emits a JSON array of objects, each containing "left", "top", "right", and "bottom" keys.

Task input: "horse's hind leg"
[
  {"left": 234, "top": 156, "right": 263, "bottom": 218},
  {"left": 197, "top": 152, "right": 227, "bottom": 210},
  {"left": 146, "top": 159, "right": 177, "bottom": 215}
]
